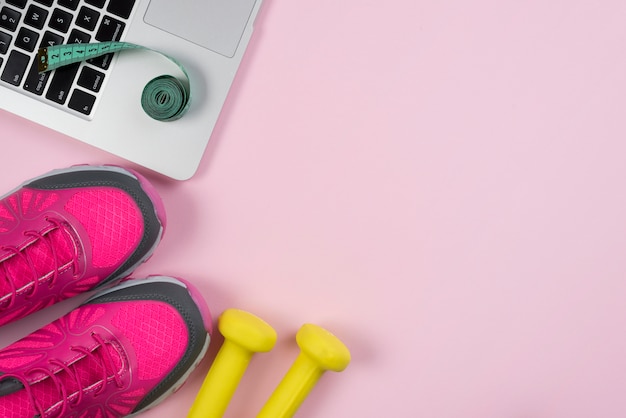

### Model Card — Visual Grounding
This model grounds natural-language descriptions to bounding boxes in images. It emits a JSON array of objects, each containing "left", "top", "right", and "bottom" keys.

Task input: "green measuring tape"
[{"left": 37, "top": 41, "right": 190, "bottom": 121}]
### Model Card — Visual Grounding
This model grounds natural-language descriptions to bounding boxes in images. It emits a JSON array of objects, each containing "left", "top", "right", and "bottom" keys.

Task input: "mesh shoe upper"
[
  {"left": 0, "top": 166, "right": 166, "bottom": 327},
  {"left": 0, "top": 276, "right": 211, "bottom": 418}
]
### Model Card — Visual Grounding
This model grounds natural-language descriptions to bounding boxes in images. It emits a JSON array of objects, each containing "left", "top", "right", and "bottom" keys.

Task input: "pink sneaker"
[
  {"left": 0, "top": 165, "right": 166, "bottom": 326},
  {"left": 0, "top": 275, "right": 212, "bottom": 417}
]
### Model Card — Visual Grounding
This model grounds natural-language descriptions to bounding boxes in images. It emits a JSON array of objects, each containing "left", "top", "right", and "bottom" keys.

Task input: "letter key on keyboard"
[{"left": 0, "top": 0, "right": 138, "bottom": 118}]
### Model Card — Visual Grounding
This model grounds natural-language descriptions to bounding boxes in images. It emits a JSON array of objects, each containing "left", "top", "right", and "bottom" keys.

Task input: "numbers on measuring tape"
[
  {"left": 37, "top": 42, "right": 139, "bottom": 72},
  {"left": 36, "top": 41, "right": 192, "bottom": 121}
]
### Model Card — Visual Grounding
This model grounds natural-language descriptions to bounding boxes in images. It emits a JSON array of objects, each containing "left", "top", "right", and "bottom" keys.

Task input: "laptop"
[{"left": 0, "top": 0, "right": 263, "bottom": 180}]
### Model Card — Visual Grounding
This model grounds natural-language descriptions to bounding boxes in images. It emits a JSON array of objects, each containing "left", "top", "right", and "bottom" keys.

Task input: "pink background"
[{"left": 2, "top": 0, "right": 626, "bottom": 416}]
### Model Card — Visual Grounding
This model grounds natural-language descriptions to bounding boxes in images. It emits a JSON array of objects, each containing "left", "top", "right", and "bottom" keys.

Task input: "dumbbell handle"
[
  {"left": 257, "top": 324, "right": 351, "bottom": 418},
  {"left": 187, "top": 309, "right": 276, "bottom": 418},
  {"left": 256, "top": 352, "right": 324, "bottom": 417},
  {"left": 188, "top": 342, "right": 253, "bottom": 418}
]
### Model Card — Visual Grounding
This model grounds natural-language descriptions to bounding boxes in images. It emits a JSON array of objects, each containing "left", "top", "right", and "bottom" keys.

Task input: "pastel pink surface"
[{"left": 2, "top": 1, "right": 626, "bottom": 417}]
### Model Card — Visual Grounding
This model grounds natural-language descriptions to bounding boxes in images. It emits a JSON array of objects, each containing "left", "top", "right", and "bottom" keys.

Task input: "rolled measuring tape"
[{"left": 37, "top": 42, "right": 190, "bottom": 121}]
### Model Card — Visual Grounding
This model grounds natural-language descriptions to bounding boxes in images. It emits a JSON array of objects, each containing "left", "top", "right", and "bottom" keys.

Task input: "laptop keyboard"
[{"left": 0, "top": 0, "right": 136, "bottom": 118}]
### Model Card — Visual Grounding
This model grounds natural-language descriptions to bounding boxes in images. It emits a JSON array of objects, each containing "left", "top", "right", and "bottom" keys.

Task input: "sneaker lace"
[
  {"left": 0, "top": 217, "right": 78, "bottom": 310},
  {"left": 2, "top": 333, "right": 124, "bottom": 417}
]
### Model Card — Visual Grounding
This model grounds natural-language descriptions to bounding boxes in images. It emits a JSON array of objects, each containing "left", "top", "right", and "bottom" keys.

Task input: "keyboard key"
[
  {"left": 68, "top": 89, "right": 96, "bottom": 115},
  {"left": 49, "top": 8, "right": 73, "bottom": 33},
  {"left": 24, "top": 4, "right": 49, "bottom": 30},
  {"left": 45, "top": 63, "right": 79, "bottom": 104},
  {"left": 57, "top": 0, "right": 80, "bottom": 11},
  {"left": 40, "top": 30, "right": 64, "bottom": 48},
  {"left": 85, "top": 0, "right": 106, "bottom": 8},
  {"left": 91, "top": 14, "right": 127, "bottom": 70},
  {"left": 0, "top": 7, "right": 21, "bottom": 32},
  {"left": 15, "top": 27, "right": 39, "bottom": 52},
  {"left": 106, "top": 0, "right": 135, "bottom": 19},
  {"left": 0, "top": 31, "right": 11, "bottom": 54},
  {"left": 23, "top": 59, "right": 50, "bottom": 95},
  {"left": 68, "top": 28, "right": 90, "bottom": 44},
  {"left": 77, "top": 66, "right": 104, "bottom": 92},
  {"left": 76, "top": 6, "right": 100, "bottom": 31},
  {"left": 87, "top": 53, "right": 112, "bottom": 70},
  {"left": 1, "top": 50, "right": 29, "bottom": 86},
  {"left": 95, "top": 15, "right": 125, "bottom": 41},
  {"left": 2, "top": 0, "right": 132, "bottom": 119},
  {"left": 7, "top": 0, "right": 27, "bottom": 9}
]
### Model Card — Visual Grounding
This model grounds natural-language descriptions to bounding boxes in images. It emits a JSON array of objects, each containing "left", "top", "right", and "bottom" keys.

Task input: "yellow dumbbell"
[
  {"left": 187, "top": 308, "right": 277, "bottom": 418},
  {"left": 257, "top": 323, "right": 351, "bottom": 418}
]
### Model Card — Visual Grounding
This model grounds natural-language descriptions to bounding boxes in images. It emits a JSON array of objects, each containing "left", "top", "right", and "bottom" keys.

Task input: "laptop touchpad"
[{"left": 144, "top": 0, "right": 258, "bottom": 58}]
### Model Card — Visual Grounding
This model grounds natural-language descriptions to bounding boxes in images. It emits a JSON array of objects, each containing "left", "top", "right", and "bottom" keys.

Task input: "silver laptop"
[{"left": 0, "top": 0, "right": 262, "bottom": 180}]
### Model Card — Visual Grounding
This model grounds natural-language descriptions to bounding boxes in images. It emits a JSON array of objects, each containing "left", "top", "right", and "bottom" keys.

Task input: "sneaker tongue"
[
  {"left": 0, "top": 226, "right": 76, "bottom": 300},
  {"left": 26, "top": 341, "right": 123, "bottom": 414},
  {"left": 72, "top": 343, "right": 123, "bottom": 390}
]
